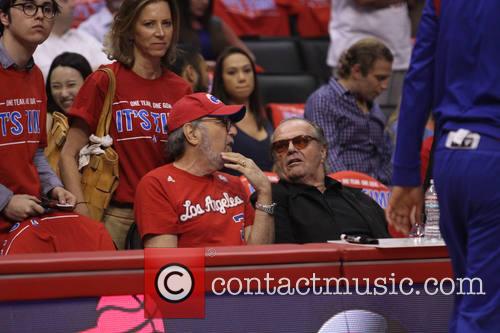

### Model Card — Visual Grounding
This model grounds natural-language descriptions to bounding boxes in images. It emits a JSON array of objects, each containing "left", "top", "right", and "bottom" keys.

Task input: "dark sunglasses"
[
  {"left": 201, "top": 117, "right": 233, "bottom": 132},
  {"left": 272, "top": 135, "right": 318, "bottom": 155}
]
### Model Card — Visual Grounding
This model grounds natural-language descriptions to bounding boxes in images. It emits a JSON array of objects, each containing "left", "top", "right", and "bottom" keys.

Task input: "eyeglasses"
[
  {"left": 11, "top": 2, "right": 57, "bottom": 19},
  {"left": 272, "top": 135, "right": 318, "bottom": 155},
  {"left": 200, "top": 117, "right": 233, "bottom": 132}
]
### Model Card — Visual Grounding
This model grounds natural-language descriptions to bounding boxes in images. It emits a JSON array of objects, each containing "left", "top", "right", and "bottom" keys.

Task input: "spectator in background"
[
  {"left": 212, "top": 46, "right": 273, "bottom": 173},
  {"left": 305, "top": 38, "right": 394, "bottom": 185},
  {"left": 170, "top": 45, "right": 209, "bottom": 93},
  {"left": 78, "top": 0, "right": 123, "bottom": 44},
  {"left": 135, "top": 93, "right": 274, "bottom": 248},
  {"left": 270, "top": 118, "right": 389, "bottom": 243},
  {"left": 294, "top": 0, "right": 330, "bottom": 38},
  {"left": 213, "top": 0, "right": 296, "bottom": 37},
  {"left": 45, "top": 52, "right": 92, "bottom": 175},
  {"left": 0, "top": 0, "right": 115, "bottom": 254},
  {"left": 327, "top": 0, "right": 412, "bottom": 111},
  {"left": 72, "top": 0, "right": 105, "bottom": 27},
  {"left": 178, "top": 0, "right": 254, "bottom": 62},
  {"left": 60, "top": 0, "right": 191, "bottom": 249},
  {"left": 33, "top": 0, "right": 110, "bottom": 79}
]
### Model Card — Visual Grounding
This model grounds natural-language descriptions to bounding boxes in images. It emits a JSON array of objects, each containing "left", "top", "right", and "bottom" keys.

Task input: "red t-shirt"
[
  {"left": 72, "top": 0, "right": 105, "bottom": 28},
  {"left": 0, "top": 211, "right": 116, "bottom": 255},
  {"left": 296, "top": 0, "right": 330, "bottom": 37},
  {"left": 0, "top": 65, "right": 47, "bottom": 197},
  {"left": 69, "top": 62, "right": 192, "bottom": 203},
  {"left": 135, "top": 164, "right": 255, "bottom": 247},
  {"left": 213, "top": 0, "right": 296, "bottom": 37}
]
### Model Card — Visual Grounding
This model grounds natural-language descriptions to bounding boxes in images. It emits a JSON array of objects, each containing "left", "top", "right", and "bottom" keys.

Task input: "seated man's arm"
[
  {"left": 245, "top": 179, "right": 274, "bottom": 245},
  {"left": 135, "top": 174, "right": 180, "bottom": 248},
  {"left": 34, "top": 148, "right": 76, "bottom": 205},
  {"left": 144, "top": 234, "right": 178, "bottom": 248},
  {"left": 245, "top": 208, "right": 274, "bottom": 245},
  {"left": 272, "top": 185, "right": 297, "bottom": 243},
  {"left": 250, "top": 184, "right": 295, "bottom": 243},
  {"left": 1, "top": 180, "right": 44, "bottom": 222},
  {"left": 352, "top": 188, "right": 391, "bottom": 238},
  {"left": 222, "top": 152, "right": 274, "bottom": 245}
]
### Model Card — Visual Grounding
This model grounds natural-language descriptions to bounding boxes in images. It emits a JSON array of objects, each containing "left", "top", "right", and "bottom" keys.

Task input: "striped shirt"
[{"left": 304, "top": 78, "right": 393, "bottom": 185}]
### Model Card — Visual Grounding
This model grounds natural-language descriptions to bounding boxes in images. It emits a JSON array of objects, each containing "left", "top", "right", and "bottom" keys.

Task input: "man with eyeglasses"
[
  {"left": 134, "top": 93, "right": 274, "bottom": 248},
  {"left": 270, "top": 118, "right": 389, "bottom": 243},
  {"left": 0, "top": 0, "right": 115, "bottom": 253}
]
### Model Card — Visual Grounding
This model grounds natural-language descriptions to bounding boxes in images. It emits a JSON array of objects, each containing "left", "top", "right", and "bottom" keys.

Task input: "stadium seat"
[
  {"left": 266, "top": 103, "right": 305, "bottom": 128},
  {"left": 240, "top": 172, "right": 280, "bottom": 197},
  {"left": 329, "top": 170, "right": 390, "bottom": 209},
  {"left": 298, "top": 38, "right": 331, "bottom": 83},
  {"left": 257, "top": 73, "right": 318, "bottom": 105},
  {"left": 244, "top": 38, "right": 304, "bottom": 74}
]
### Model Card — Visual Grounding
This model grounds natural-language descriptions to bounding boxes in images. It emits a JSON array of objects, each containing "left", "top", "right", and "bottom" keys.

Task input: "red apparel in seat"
[
  {"left": 0, "top": 212, "right": 116, "bottom": 255},
  {"left": 213, "top": 0, "right": 298, "bottom": 36},
  {"left": 267, "top": 103, "right": 305, "bottom": 128},
  {"left": 296, "top": 0, "right": 330, "bottom": 37}
]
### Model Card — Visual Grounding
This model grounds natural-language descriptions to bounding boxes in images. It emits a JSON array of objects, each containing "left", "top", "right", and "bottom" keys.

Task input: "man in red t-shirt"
[
  {"left": 135, "top": 93, "right": 275, "bottom": 247},
  {"left": 0, "top": 0, "right": 115, "bottom": 253}
]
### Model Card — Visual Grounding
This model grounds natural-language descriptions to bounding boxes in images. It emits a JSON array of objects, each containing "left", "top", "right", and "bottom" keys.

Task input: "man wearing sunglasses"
[
  {"left": 135, "top": 93, "right": 274, "bottom": 248},
  {"left": 270, "top": 118, "right": 389, "bottom": 243},
  {"left": 305, "top": 38, "right": 394, "bottom": 185},
  {"left": 0, "top": 0, "right": 115, "bottom": 253}
]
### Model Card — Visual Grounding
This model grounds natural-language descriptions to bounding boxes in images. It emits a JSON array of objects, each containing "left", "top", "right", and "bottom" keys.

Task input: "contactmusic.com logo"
[
  {"left": 155, "top": 263, "right": 195, "bottom": 303},
  {"left": 145, "top": 248, "right": 205, "bottom": 318}
]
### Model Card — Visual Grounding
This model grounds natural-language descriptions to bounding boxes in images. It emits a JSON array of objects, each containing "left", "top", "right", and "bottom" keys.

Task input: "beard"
[
  {"left": 199, "top": 130, "right": 224, "bottom": 171},
  {"left": 193, "top": 80, "right": 209, "bottom": 93}
]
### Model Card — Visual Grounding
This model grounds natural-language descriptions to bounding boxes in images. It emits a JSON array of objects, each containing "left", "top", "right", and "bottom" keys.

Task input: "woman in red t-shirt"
[{"left": 60, "top": 0, "right": 191, "bottom": 249}]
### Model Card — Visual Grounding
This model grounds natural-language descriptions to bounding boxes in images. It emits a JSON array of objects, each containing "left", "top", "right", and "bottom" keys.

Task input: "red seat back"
[
  {"left": 240, "top": 172, "right": 280, "bottom": 197},
  {"left": 267, "top": 103, "right": 305, "bottom": 128}
]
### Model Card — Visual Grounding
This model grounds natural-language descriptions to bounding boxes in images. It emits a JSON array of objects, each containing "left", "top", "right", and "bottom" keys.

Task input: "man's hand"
[
  {"left": 3, "top": 194, "right": 45, "bottom": 221},
  {"left": 49, "top": 186, "right": 77, "bottom": 206},
  {"left": 221, "top": 152, "right": 271, "bottom": 197},
  {"left": 385, "top": 186, "right": 424, "bottom": 234}
]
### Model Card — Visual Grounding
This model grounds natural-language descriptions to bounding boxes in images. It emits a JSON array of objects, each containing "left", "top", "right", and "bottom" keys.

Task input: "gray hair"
[{"left": 166, "top": 120, "right": 203, "bottom": 162}]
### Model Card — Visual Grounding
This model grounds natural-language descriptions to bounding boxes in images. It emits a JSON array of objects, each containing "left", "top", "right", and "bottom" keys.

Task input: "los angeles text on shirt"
[{"left": 180, "top": 193, "right": 244, "bottom": 222}]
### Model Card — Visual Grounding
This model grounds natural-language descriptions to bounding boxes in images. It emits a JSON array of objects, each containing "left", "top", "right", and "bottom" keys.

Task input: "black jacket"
[{"left": 272, "top": 177, "right": 390, "bottom": 243}]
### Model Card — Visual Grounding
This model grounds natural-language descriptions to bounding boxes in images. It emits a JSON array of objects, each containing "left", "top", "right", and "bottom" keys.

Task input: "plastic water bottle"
[{"left": 424, "top": 179, "right": 442, "bottom": 240}]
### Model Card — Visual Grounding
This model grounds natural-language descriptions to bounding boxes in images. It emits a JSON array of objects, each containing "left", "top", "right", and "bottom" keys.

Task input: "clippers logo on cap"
[{"left": 206, "top": 94, "right": 221, "bottom": 104}]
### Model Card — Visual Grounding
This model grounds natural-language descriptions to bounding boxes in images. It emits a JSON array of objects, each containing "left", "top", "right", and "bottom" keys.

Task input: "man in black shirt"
[{"left": 271, "top": 118, "right": 389, "bottom": 243}]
